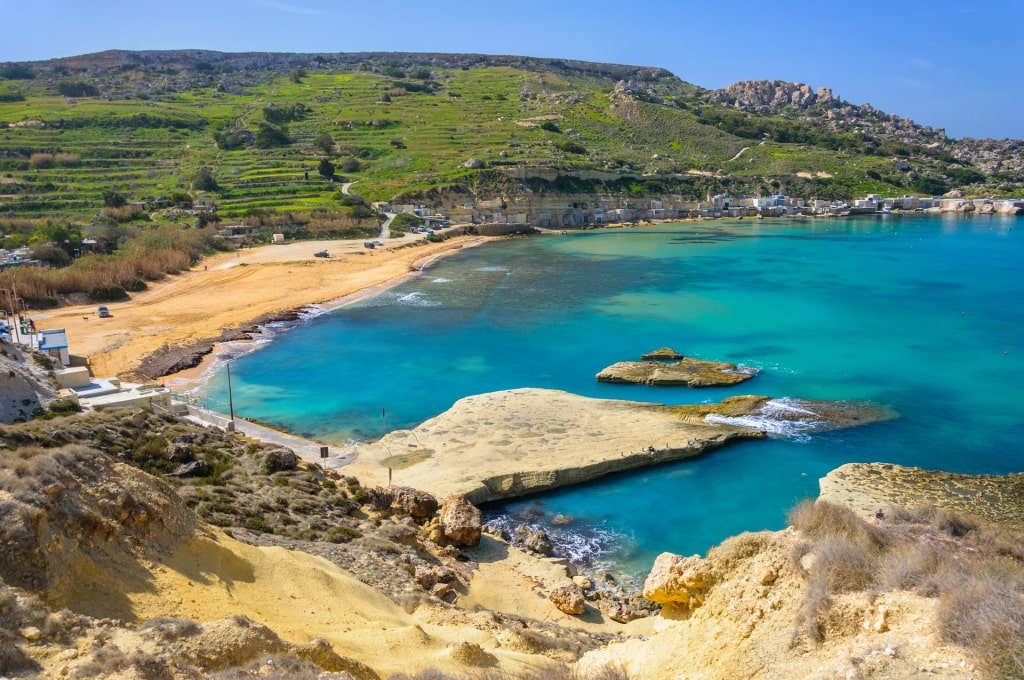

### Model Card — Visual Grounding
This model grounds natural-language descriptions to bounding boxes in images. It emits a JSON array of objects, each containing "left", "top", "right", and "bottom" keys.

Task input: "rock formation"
[
  {"left": 596, "top": 357, "right": 757, "bottom": 387},
  {"left": 438, "top": 494, "right": 483, "bottom": 546}
]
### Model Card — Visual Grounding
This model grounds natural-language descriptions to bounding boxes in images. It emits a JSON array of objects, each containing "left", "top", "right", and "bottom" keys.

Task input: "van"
[{"left": 97, "top": 306, "right": 110, "bottom": 318}]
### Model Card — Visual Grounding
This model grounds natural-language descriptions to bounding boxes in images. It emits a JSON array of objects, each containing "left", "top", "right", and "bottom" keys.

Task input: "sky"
[{"left": 0, "top": 0, "right": 1020, "bottom": 140}]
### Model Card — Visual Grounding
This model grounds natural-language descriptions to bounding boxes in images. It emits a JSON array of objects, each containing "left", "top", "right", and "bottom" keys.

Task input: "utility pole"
[{"left": 226, "top": 361, "right": 235, "bottom": 421}]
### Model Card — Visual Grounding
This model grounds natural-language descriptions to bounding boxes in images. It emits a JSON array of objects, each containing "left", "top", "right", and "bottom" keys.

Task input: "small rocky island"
[{"left": 596, "top": 347, "right": 757, "bottom": 387}]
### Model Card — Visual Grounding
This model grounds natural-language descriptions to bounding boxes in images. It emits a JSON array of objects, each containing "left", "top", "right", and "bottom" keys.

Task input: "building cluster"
[
  {"left": 1, "top": 320, "right": 172, "bottom": 412},
  {"left": 376, "top": 193, "right": 1024, "bottom": 231}
]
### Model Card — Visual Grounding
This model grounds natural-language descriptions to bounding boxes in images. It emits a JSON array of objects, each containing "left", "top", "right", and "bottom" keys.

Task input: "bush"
[
  {"left": 936, "top": 567, "right": 1024, "bottom": 679},
  {"left": 89, "top": 286, "right": 129, "bottom": 302},
  {"left": 255, "top": 122, "right": 292, "bottom": 148},
  {"left": 556, "top": 139, "right": 587, "bottom": 154}
]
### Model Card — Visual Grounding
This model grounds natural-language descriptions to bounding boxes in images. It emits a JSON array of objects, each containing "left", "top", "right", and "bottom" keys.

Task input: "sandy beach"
[{"left": 32, "top": 232, "right": 489, "bottom": 382}]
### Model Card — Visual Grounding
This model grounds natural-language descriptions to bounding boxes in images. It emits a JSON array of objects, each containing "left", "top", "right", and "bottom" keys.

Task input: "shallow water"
[{"left": 202, "top": 214, "right": 1024, "bottom": 579}]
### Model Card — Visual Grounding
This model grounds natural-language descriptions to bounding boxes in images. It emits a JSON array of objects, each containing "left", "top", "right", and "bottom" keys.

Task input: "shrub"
[
  {"left": 788, "top": 500, "right": 890, "bottom": 552},
  {"left": 935, "top": 567, "right": 1024, "bottom": 679},
  {"left": 29, "top": 153, "right": 54, "bottom": 169}
]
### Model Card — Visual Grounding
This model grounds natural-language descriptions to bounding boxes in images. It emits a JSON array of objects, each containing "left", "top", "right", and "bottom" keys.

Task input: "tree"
[
  {"left": 340, "top": 157, "right": 361, "bottom": 173},
  {"left": 318, "top": 158, "right": 336, "bottom": 180},
  {"left": 193, "top": 167, "right": 219, "bottom": 192},
  {"left": 102, "top": 190, "right": 127, "bottom": 208},
  {"left": 314, "top": 132, "right": 335, "bottom": 156},
  {"left": 255, "top": 122, "right": 292, "bottom": 148}
]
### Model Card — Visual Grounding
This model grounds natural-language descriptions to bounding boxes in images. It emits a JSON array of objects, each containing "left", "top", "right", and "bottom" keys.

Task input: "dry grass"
[{"left": 789, "top": 500, "right": 1024, "bottom": 678}]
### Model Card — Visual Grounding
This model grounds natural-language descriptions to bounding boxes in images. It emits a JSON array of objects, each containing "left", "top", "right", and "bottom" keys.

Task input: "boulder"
[
  {"left": 164, "top": 460, "right": 211, "bottom": 478},
  {"left": 261, "top": 447, "right": 298, "bottom": 473},
  {"left": 439, "top": 495, "right": 482, "bottom": 546},
  {"left": 381, "top": 486, "right": 439, "bottom": 520},
  {"left": 166, "top": 441, "right": 194, "bottom": 462},
  {"left": 463, "top": 158, "right": 485, "bottom": 169},
  {"left": 548, "top": 583, "right": 586, "bottom": 615},
  {"left": 431, "top": 582, "right": 458, "bottom": 603},
  {"left": 643, "top": 552, "right": 716, "bottom": 609},
  {"left": 524, "top": 528, "right": 553, "bottom": 555}
]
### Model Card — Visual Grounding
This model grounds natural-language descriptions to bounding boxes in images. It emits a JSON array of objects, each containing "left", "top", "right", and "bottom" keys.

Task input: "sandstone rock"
[
  {"left": 548, "top": 583, "right": 586, "bottom": 615},
  {"left": 379, "top": 486, "right": 439, "bottom": 520},
  {"left": 431, "top": 582, "right": 458, "bottom": 603},
  {"left": 643, "top": 552, "right": 715, "bottom": 608},
  {"left": 640, "top": 347, "right": 684, "bottom": 361},
  {"left": 291, "top": 638, "right": 381, "bottom": 680},
  {"left": 596, "top": 357, "right": 756, "bottom": 387},
  {"left": 600, "top": 599, "right": 647, "bottom": 623},
  {"left": 438, "top": 495, "right": 482, "bottom": 546},
  {"left": 261, "top": 447, "right": 298, "bottom": 473},
  {"left": 448, "top": 640, "right": 497, "bottom": 667},
  {"left": 18, "top": 625, "right": 42, "bottom": 641},
  {"left": 180, "top": 616, "right": 288, "bottom": 671}
]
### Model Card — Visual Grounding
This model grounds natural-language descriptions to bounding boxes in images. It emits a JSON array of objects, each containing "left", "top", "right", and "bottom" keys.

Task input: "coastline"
[{"left": 33, "top": 232, "right": 491, "bottom": 384}]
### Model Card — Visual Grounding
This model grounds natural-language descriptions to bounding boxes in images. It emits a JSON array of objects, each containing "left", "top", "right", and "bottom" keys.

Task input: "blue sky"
[{"left": 1, "top": 0, "right": 1019, "bottom": 139}]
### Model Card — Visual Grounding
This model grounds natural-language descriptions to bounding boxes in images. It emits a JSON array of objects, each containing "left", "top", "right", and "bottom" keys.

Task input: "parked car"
[
  {"left": 97, "top": 306, "right": 111, "bottom": 318},
  {"left": 314, "top": 250, "right": 329, "bottom": 258},
  {"left": 364, "top": 241, "right": 376, "bottom": 249}
]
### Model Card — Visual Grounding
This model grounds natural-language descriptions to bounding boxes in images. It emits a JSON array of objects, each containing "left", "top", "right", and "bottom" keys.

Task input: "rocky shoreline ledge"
[
  {"left": 819, "top": 462, "right": 1024, "bottom": 528},
  {"left": 345, "top": 388, "right": 896, "bottom": 504}
]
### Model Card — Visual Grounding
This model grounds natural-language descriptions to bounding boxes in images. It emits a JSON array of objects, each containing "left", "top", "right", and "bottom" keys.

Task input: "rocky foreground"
[{"left": 0, "top": 352, "right": 1021, "bottom": 678}]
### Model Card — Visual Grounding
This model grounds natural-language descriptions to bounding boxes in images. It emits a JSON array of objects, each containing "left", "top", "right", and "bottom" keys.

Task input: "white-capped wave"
[
  {"left": 396, "top": 291, "right": 440, "bottom": 307},
  {"left": 431, "top": 277, "right": 452, "bottom": 283},
  {"left": 704, "top": 398, "right": 823, "bottom": 442},
  {"left": 474, "top": 266, "right": 509, "bottom": 272}
]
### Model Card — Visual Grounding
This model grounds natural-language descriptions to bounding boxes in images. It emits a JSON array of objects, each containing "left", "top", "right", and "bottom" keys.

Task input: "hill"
[{"left": 1, "top": 50, "right": 1020, "bottom": 230}]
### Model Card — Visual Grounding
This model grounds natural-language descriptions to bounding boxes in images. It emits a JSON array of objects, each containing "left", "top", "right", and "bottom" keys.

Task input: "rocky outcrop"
[
  {"left": 669, "top": 394, "right": 898, "bottom": 435},
  {"left": 819, "top": 462, "right": 1024, "bottom": 528},
  {"left": 438, "top": 495, "right": 483, "bottom": 546},
  {"left": 640, "top": 347, "right": 684, "bottom": 361},
  {"left": 707, "top": 80, "right": 836, "bottom": 112},
  {"left": 642, "top": 552, "right": 715, "bottom": 609},
  {"left": 548, "top": 583, "right": 586, "bottom": 615},
  {"left": 596, "top": 357, "right": 756, "bottom": 387},
  {"left": 261, "top": 446, "right": 299, "bottom": 473},
  {"left": 373, "top": 485, "right": 439, "bottom": 520},
  {"left": 0, "top": 343, "right": 60, "bottom": 423}
]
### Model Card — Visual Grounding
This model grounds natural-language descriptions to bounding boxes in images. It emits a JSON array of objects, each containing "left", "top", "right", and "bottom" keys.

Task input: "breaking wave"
[{"left": 704, "top": 397, "right": 825, "bottom": 442}]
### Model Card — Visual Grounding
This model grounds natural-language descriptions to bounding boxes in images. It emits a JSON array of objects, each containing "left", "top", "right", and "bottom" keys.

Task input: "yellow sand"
[{"left": 32, "top": 233, "right": 487, "bottom": 380}]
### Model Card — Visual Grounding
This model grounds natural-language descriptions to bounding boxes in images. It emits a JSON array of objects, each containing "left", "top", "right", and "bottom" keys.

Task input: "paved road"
[{"left": 231, "top": 418, "right": 357, "bottom": 469}]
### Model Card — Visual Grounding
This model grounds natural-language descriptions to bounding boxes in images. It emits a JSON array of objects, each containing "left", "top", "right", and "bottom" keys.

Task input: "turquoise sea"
[{"left": 202, "top": 214, "right": 1023, "bottom": 582}]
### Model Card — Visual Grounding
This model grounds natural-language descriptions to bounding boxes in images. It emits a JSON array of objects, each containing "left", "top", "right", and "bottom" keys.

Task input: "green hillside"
[{"left": 4, "top": 50, "right": 1007, "bottom": 226}]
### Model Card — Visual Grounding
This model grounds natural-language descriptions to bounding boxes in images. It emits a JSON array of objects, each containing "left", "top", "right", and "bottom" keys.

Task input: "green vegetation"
[{"left": 0, "top": 51, "right": 1013, "bottom": 304}]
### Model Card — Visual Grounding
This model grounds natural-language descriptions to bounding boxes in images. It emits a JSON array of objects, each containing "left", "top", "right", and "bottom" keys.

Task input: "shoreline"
[
  {"left": 33, "top": 232, "right": 492, "bottom": 384},
  {"left": 162, "top": 235, "right": 492, "bottom": 393}
]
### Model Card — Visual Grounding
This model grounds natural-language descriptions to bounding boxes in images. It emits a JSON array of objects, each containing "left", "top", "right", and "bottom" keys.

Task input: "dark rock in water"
[
  {"left": 641, "top": 347, "right": 685, "bottom": 361},
  {"left": 261, "top": 447, "right": 298, "bottom": 473},
  {"left": 514, "top": 526, "right": 553, "bottom": 555},
  {"left": 165, "top": 460, "right": 211, "bottom": 478},
  {"left": 597, "top": 357, "right": 757, "bottom": 387}
]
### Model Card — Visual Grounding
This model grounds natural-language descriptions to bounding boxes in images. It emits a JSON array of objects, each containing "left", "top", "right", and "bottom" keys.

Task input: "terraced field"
[{"left": 0, "top": 50, "right": 1007, "bottom": 227}]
